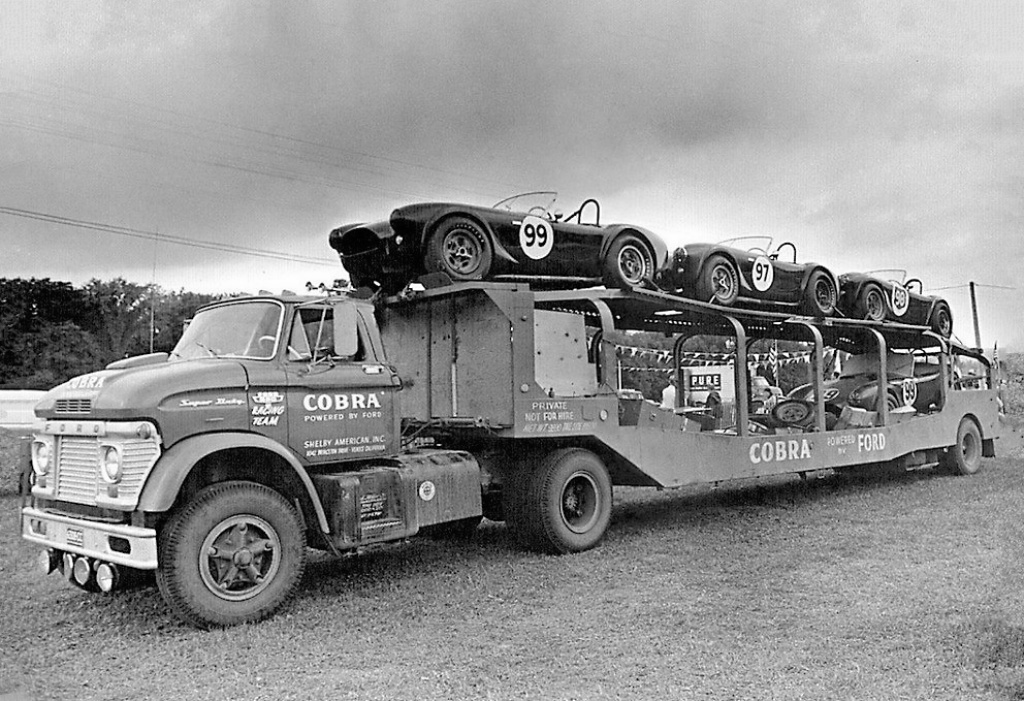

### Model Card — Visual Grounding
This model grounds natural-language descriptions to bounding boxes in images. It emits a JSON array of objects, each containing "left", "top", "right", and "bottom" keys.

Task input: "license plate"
[{"left": 66, "top": 528, "right": 84, "bottom": 548}]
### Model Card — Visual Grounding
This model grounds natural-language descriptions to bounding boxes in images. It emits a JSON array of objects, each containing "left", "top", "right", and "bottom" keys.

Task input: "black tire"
[
  {"left": 425, "top": 216, "right": 493, "bottom": 281},
  {"left": 879, "top": 390, "right": 901, "bottom": 412},
  {"left": 802, "top": 269, "right": 838, "bottom": 317},
  {"left": 602, "top": 234, "right": 654, "bottom": 289},
  {"left": 943, "top": 418, "right": 983, "bottom": 475},
  {"left": 930, "top": 301, "right": 953, "bottom": 338},
  {"left": 771, "top": 399, "right": 814, "bottom": 427},
  {"left": 156, "top": 481, "right": 306, "bottom": 628},
  {"left": 507, "top": 448, "right": 612, "bottom": 554},
  {"left": 696, "top": 255, "right": 740, "bottom": 306},
  {"left": 857, "top": 284, "right": 887, "bottom": 322}
]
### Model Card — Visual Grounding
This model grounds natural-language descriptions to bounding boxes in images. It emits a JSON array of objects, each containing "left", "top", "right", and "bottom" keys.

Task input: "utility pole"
[{"left": 969, "top": 281, "right": 981, "bottom": 351}]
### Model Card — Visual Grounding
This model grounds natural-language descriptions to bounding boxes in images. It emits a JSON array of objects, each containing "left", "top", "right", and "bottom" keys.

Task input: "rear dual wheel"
[
  {"left": 943, "top": 418, "right": 982, "bottom": 475},
  {"left": 506, "top": 448, "right": 612, "bottom": 554}
]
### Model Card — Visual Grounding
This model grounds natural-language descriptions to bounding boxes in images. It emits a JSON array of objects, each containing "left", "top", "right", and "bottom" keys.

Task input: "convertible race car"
[
  {"left": 329, "top": 193, "right": 669, "bottom": 293},
  {"left": 783, "top": 349, "right": 943, "bottom": 422},
  {"left": 653, "top": 236, "right": 840, "bottom": 316},
  {"left": 837, "top": 269, "right": 953, "bottom": 337}
]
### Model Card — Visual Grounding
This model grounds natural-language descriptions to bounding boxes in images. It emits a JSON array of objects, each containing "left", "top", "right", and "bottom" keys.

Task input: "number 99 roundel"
[{"left": 519, "top": 215, "right": 554, "bottom": 260}]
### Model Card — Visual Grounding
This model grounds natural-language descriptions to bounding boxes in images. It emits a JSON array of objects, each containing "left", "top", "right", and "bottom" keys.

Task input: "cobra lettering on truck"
[{"left": 303, "top": 392, "right": 382, "bottom": 412}]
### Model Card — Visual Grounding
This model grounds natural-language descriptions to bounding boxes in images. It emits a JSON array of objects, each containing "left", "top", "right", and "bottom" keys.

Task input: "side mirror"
[{"left": 333, "top": 303, "right": 359, "bottom": 358}]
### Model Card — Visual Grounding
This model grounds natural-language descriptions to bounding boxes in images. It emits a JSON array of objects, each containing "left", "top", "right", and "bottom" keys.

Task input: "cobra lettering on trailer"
[{"left": 749, "top": 438, "right": 812, "bottom": 464}]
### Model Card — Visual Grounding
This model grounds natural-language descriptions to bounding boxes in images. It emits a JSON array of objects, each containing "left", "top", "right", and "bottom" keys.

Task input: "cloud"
[{"left": 1, "top": 0, "right": 1021, "bottom": 345}]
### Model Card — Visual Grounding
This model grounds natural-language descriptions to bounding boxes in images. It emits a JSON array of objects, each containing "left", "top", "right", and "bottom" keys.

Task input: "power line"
[
  {"left": 0, "top": 205, "right": 336, "bottom": 266},
  {"left": 930, "top": 282, "right": 1017, "bottom": 292},
  {"left": 3, "top": 72, "right": 521, "bottom": 201}
]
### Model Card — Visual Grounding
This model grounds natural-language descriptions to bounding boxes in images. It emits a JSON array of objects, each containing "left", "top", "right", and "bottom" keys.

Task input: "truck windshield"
[{"left": 171, "top": 301, "right": 283, "bottom": 361}]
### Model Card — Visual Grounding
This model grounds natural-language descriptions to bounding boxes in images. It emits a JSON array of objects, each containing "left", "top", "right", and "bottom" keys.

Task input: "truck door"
[{"left": 284, "top": 303, "right": 401, "bottom": 464}]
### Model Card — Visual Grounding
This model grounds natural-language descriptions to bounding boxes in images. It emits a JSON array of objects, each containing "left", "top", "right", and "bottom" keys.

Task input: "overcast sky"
[{"left": 2, "top": 1, "right": 1021, "bottom": 349}]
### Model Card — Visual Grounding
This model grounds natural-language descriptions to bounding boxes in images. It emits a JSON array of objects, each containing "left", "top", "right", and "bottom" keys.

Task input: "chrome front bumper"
[{"left": 22, "top": 507, "right": 158, "bottom": 569}]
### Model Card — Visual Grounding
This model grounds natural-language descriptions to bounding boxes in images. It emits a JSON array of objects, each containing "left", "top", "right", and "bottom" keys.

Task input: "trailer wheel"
[
  {"left": 156, "top": 481, "right": 306, "bottom": 628},
  {"left": 943, "top": 418, "right": 983, "bottom": 476},
  {"left": 509, "top": 448, "right": 612, "bottom": 554}
]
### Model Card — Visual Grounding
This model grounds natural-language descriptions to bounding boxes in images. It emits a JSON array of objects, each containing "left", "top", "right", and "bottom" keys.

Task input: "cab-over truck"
[{"left": 21, "top": 281, "right": 999, "bottom": 627}]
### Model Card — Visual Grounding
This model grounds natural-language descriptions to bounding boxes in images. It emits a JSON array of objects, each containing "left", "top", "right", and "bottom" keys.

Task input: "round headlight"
[
  {"left": 100, "top": 446, "right": 123, "bottom": 483},
  {"left": 32, "top": 441, "right": 51, "bottom": 475}
]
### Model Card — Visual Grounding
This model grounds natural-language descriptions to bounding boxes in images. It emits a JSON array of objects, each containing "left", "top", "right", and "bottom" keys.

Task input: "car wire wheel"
[
  {"left": 930, "top": 302, "right": 953, "bottom": 338},
  {"left": 859, "top": 285, "right": 887, "bottom": 322},
  {"left": 603, "top": 234, "right": 654, "bottom": 289},
  {"left": 802, "top": 270, "right": 837, "bottom": 316},
  {"left": 697, "top": 254, "right": 739, "bottom": 306},
  {"left": 425, "top": 216, "right": 493, "bottom": 281}
]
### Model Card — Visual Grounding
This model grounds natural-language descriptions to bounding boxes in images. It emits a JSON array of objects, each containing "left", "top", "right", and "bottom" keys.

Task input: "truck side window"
[{"left": 287, "top": 308, "right": 363, "bottom": 362}]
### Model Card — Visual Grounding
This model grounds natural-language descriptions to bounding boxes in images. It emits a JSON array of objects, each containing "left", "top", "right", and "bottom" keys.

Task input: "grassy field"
[{"left": 3, "top": 440, "right": 1024, "bottom": 701}]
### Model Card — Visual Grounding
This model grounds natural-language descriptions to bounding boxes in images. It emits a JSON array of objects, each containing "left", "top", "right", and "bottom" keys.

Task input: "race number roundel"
[
  {"left": 751, "top": 256, "right": 774, "bottom": 292},
  {"left": 890, "top": 283, "right": 910, "bottom": 317},
  {"left": 901, "top": 379, "right": 917, "bottom": 407},
  {"left": 519, "top": 215, "right": 554, "bottom": 260}
]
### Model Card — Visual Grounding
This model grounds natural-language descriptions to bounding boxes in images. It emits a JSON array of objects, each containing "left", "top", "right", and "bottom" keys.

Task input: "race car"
[
  {"left": 837, "top": 269, "right": 953, "bottom": 337},
  {"left": 328, "top": 192, "right": 669, "bottom": 293},
  {"left": 782, "top": 349, "right": 944, "bottom": 422},
  {"left": 654, "top": 236, "right": 839, "bottom": 316}
]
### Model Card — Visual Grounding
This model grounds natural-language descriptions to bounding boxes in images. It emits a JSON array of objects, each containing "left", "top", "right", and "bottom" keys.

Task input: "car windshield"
[
  {"left": 867, "top": 269, "right": 907, "bottom": 284},
  {"left": 492, "top": 191, "right": 558, "bottom": 215},
  {"left": 719, "top": 236, "right": 774, "bottom": 255},
  {"left": 171, "top": 300, "right": 283, "bottom": 361}
]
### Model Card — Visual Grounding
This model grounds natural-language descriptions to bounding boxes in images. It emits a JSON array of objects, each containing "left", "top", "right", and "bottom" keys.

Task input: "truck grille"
[
  {"left": 53, "top": 433, "right": 161, "bottom": 506},
  {"left": 54, "top": 398, "right": 93, "bottom": 415}
]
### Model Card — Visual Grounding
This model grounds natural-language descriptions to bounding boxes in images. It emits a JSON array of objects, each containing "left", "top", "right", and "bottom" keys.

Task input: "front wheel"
[
  {"left": 602, "top": 234, "right": 654, "bottom": 289},
  {"left": 696, "top": 255, "right": 740, "bottom": 306},
  {"left": 425, "top": 216, "right": 493, "bottom": 281},
  {"left": 507, "top": 448, "right": 612, "bottom": 554},
  {"left": 857, "top": 284, "right": 887, "bottom": 322},
  {"left": 943, "top": 418, "right": 983, "bottom": 475},
  {"left": 156, "top": 481, "right": 306, "bottom": 628},
  {"left": 802, "top": 269, "right": 838, "bottom": 317}
]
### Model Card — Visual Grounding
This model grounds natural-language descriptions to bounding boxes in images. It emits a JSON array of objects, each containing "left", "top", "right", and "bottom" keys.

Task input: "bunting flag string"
[{"left": 611, "top": 342, "right": 812, "bottom": 366}]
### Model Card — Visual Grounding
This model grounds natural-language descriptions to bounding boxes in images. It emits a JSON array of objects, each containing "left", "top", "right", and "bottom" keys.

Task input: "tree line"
[{"left": 0, "top": 277, "right": 222, "bottom": 389}]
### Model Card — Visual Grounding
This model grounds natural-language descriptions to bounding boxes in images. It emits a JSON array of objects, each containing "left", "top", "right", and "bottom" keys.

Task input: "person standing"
[{"left": 660, "top": 376, "right": 677, "bottom": 410}]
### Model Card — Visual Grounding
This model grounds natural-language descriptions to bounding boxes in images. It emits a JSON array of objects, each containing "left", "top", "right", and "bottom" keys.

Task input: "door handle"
[{"left": 363, "top": 365, "right": 385, "bottom": 375}]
